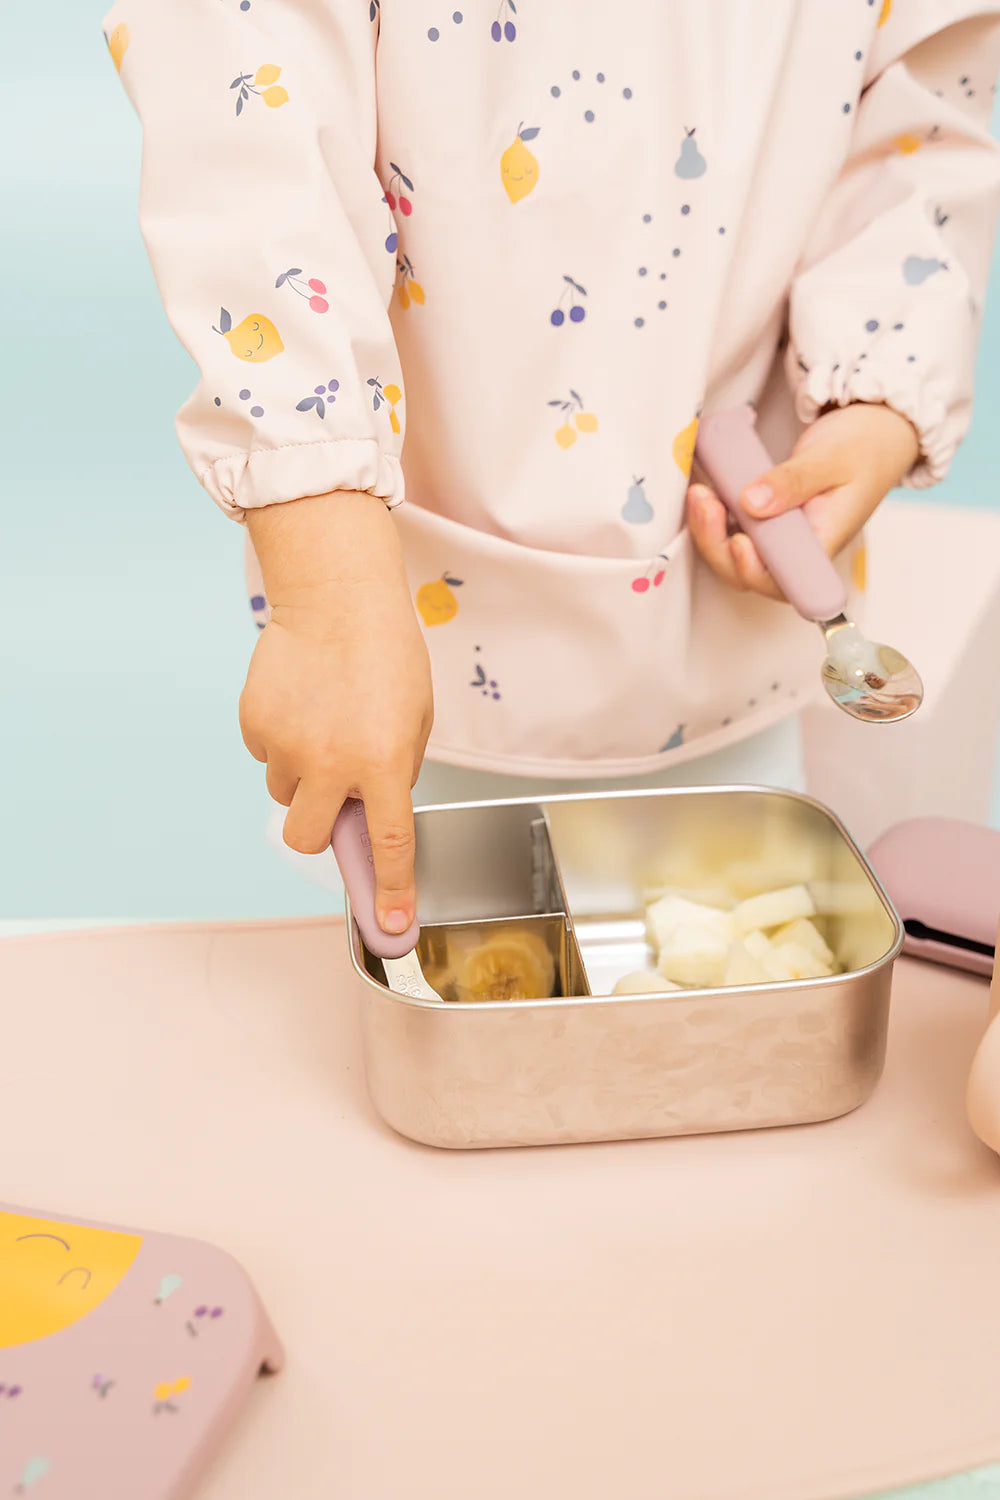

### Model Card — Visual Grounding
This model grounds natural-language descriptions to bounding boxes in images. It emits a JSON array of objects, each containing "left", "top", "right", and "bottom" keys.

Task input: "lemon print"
[
  {"left": 417, "top": 574, "right": 463, "bottom": 626},
  {"left": 0, "top": 1210, "right": 142, "bottom": 1348},
  {"left": 501, "top": 124, "right": 540, "bottom": 204},
  {"left": 262, "top": 86, "right": 289, "bottom": 108},
  {"left": 254, "top": 64, "right": 281, "bottom": 86},
  {"left": 894, "top": 133, "right": 922, "bottom": 154},
  {"left": 214, "top": 309, "right": 284, "bottom": 362},
  {"left": 382, "top": 383, "right": 402, "bottom": 435},
  {"left": 396, "top": 254, "right": 426, "bottom": 310},
  {"left": 852, "top": 544, "right": 867, "bottom": 592},
  {"left": 550, "top": 391, "right": 598, "bottom": 448},
  {"left": 672, "top": 415, "right": 699, "bottom": 476},
  {"left": 878, "top": 0, "right": 891, "bottom": 24},
  {"left": 107, "top": 22, "right": 129, "bottom": 73}
]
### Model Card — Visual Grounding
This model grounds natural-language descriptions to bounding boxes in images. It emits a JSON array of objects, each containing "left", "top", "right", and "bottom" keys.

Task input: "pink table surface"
[{"left": 2, "top": 918, "right": 999, "bottom": 1500}]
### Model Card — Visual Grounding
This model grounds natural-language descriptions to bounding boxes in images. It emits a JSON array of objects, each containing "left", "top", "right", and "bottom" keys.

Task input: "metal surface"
[
  {"left": 346, "top": 788, "right": 903, "bottom": 1150},
  {"left": 382, "top": 950, "right": 445, "bottom": 1003},
  {"left": 820, "top": 615, "right": 924, "bottom": 724}
]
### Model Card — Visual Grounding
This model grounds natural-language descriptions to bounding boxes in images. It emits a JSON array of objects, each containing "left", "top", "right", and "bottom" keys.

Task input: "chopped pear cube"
[
  {"left": 733, "top": 885, "right": 815, "bottom": 937},
  {"left": 773, "top": 917, "right": 835, "bottom": 969}
]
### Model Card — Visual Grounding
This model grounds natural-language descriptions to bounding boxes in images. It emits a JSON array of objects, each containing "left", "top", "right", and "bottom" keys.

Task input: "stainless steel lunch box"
[{"left": 346, "top": 787, "right": 903, "bottom": 1150}]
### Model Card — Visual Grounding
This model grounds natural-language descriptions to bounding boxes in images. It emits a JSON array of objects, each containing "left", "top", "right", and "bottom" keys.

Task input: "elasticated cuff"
[
  {"left": 790, "top": 356, "right": 956, "bottom": 490},
  {"left": 198, "top": 438, "right": 404, "bottom": 521}
]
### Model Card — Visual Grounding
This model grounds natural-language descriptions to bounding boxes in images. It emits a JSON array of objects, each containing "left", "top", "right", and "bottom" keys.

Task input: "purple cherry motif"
[
  {"left": 186, "top": 1305, "right": 225, "bottom": 1337},
  {"left": 491, "top": 0, "right": 516, "bottom": 42},
  {"left": 551, "top": 275, "right": 587, "bottom": 326},
  {"left": 296, "top": 379, "right": 340, "bottom": 420}
]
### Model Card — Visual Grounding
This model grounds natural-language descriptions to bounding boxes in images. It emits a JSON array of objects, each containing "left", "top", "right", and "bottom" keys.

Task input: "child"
[{"left": 106, "top": 0, "right": 1000, "bottom": 934}]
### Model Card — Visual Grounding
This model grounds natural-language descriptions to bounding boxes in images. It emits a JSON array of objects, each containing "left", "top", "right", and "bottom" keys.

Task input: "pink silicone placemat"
[{"left": 1, "top": 917, "right": 998, "bottom": 1500}]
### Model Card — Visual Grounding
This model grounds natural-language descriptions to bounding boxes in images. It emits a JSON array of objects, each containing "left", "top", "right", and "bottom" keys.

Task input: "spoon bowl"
[{"left": 820, "top": 616, "right": 923, "bottom": 723}]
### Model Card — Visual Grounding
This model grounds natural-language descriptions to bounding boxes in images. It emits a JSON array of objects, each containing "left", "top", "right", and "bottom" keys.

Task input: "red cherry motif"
[
  {"left": 653, "top": 570, "right": 665, "bottom": 586},
  {"left": 309, "top": 296, "right": 329, "bottom": 313},
  {"left": 308, "top": 278, "right": 326, "bottom": 294},
  {"left": 385, "top": 190, "right": 397, "bottom": 211},
  {"left": 631, "top": 577, "right": 650, "bottom": 594},
  {"left": 399, "top": 197, "right": 413, "bottom": 216}
]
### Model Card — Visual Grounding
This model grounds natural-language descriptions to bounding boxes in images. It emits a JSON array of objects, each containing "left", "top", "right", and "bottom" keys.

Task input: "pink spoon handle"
[
  {"left": 694, "top": 405, "right": 848, "bottom": 624},
  {"left": 330, "top": 798, "right": 421, "bottom": 960}
]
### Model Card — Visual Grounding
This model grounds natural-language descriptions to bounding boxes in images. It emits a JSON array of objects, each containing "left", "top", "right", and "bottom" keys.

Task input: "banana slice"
[
  {"left": 773, "top": 917, "right": 835, "bottom": 970},
  {"left": 453, "top": 927, "right": 556, "bottom": 1003},
  {"left": 612, "top": 970, "right": 681, "bottom": 996},
  {"left": 733, "top": 884, "right": 815, "bottom": 937}
]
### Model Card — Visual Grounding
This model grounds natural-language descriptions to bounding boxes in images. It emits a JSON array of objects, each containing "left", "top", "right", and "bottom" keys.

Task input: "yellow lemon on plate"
[
  {"left": 672, "top": 415, "right": 699, "bottom": 476},
  {"left": 417, "top": 575, "right": 462, "bottom": 626},
  {"left": 0, "top": 1211, "right": 142, "bottom": 1348},
  {"left": 501, "top": 125, "right": 540, "bottom": 204}
]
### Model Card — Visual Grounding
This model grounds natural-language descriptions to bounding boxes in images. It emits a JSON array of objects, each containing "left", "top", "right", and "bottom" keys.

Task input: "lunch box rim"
[{"left": 345, "top": 783, "right": 905, "bottom": 1008}]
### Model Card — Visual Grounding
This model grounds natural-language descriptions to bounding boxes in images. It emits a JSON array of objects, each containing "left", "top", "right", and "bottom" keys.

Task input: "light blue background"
[{"left": 3, "top": 15, "right": 1000, "bottom": 1495}]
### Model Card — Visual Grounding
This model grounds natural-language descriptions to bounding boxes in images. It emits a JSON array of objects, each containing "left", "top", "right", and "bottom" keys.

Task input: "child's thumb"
[{"left": 740, "top": 447, "right": 843, "bottom": 520}]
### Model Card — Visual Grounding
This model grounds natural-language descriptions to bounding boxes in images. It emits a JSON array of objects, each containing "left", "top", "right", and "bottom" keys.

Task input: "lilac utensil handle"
[
  {"left": 694, "top": 405, "right": 848, "bottom": 624},
  {"left": 330, "top": 797, "right": 421, "bottom": 961}
]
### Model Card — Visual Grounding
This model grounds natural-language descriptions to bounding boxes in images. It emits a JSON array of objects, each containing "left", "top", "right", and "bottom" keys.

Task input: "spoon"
[{"left": 694, "top": 405, "right": 923, "bottom": 724}]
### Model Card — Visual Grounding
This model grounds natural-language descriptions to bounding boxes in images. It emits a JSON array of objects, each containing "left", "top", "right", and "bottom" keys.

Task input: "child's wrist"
[{"left": 247, "top": 490, "right": 403, "bottom": 599}]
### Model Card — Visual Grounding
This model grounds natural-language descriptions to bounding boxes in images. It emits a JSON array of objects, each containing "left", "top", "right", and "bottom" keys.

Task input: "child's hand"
[
  {"left": 240, "top": 493, "right": 433, "bottom": 935},
  {"left": 687, "top": 403, "right": 920, "bottom": 601}
]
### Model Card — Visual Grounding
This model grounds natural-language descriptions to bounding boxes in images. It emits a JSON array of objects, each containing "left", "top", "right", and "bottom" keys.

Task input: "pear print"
[
  {"left": 548, "top": 391, "right": 598, "bottom": 447},
  {"left": 417, "top": 574, "right": 463, "bottom": 625},
  {"left": 903, "top": 255, "right": 947, "bottom": 285},
  {"left": 15, "top": 1457, "right": 51, "bottom": 1492},
  {"left": 501, "top": 124, "right": 540, "bottom": 203},
  {"left": 674, "top": 128, "right": 706, "bottom": 180},
  {"left": 622, "top": 476, "right": 653, "bottom": 524},
  {"left": 672, "top": 415, "right": 699, "bottom": 475}
]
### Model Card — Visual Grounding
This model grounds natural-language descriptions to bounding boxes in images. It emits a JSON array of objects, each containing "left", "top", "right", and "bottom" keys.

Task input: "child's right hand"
[{"left": 240, "top": 493, "right": 433, "bottom": 936}]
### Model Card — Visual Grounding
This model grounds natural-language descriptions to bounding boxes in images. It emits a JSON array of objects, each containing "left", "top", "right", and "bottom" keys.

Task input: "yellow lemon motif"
[
  {"left": 408, "top": 281, "right": 426, "bottom": 305},
  {"left": 397, "top": 284, "right": 411, "bottom": 310},
  {"left": 262, "top": 85, "right": 289, "bottom": 108},
  {"left": 0, "top": 1211, "right": 142, "bottom": 1348},
  {"left": 852, "top": 545, "right": 867, "bottom": 592},
  {"left": 573, "top": 411, "right": 599, "bottom": 434},
  {"left": 383, "top": 384, "right": 402, "bottom": 405},
  {"left": 254, "top": 63, "right": 281, "bottom": 86},
  {"left": 417, "top": 575, "right": 462, "bottom": 626},
  {"left": 501, "top": 125, "right": 540, "bottom": 204},
  {"left": 672, "top": 416, "right": 699, "bottom": 476},
  {"left": 216, "top": 312, "right": 284, "bottom": 362},
  {"left": 555, "top": 423, "right": 577, "bottom": 450},
  {"left": 107, "top": 22, "right": 129, "bottom": 73},
  {"left": 893, "top": 133, "right": 922, "bottom": 154},
  {"left": 878, "top": 0, "right": 891, "bottom": 24}
]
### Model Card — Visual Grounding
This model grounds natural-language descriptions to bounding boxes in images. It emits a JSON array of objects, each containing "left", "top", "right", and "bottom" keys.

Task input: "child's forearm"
[{"left": 246, "top": 492, "right": 408, "bottom": 610}]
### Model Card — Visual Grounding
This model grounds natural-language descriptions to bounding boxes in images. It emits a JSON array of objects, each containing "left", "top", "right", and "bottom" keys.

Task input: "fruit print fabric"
[{"left": 109, "top": 0, "right": 1000, "bottom": 775}]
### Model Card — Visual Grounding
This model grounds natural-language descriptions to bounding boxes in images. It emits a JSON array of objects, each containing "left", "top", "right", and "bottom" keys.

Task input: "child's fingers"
[
  {"left": 282, "top": 776, "right": 345, "bottom": 856},
  {"left": 687, "top": 485, "right": 745, "bottom": 591},
  {"left": 361, "top": 771, "right": 417, "bottom": 935},
  {"left": 730, "top": 533, "right": 785, "bottom": 602},
  {"left": 741, "top": 447, "right": 846, "bottom": 520},
  {"left": 265, "top": 757, "right": 299, "bottom": 808}
]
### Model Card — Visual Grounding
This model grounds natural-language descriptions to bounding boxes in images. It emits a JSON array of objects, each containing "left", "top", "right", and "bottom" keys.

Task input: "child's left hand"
[{"left": 687, "top": 403, "right": 920, "bottom": 602}]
